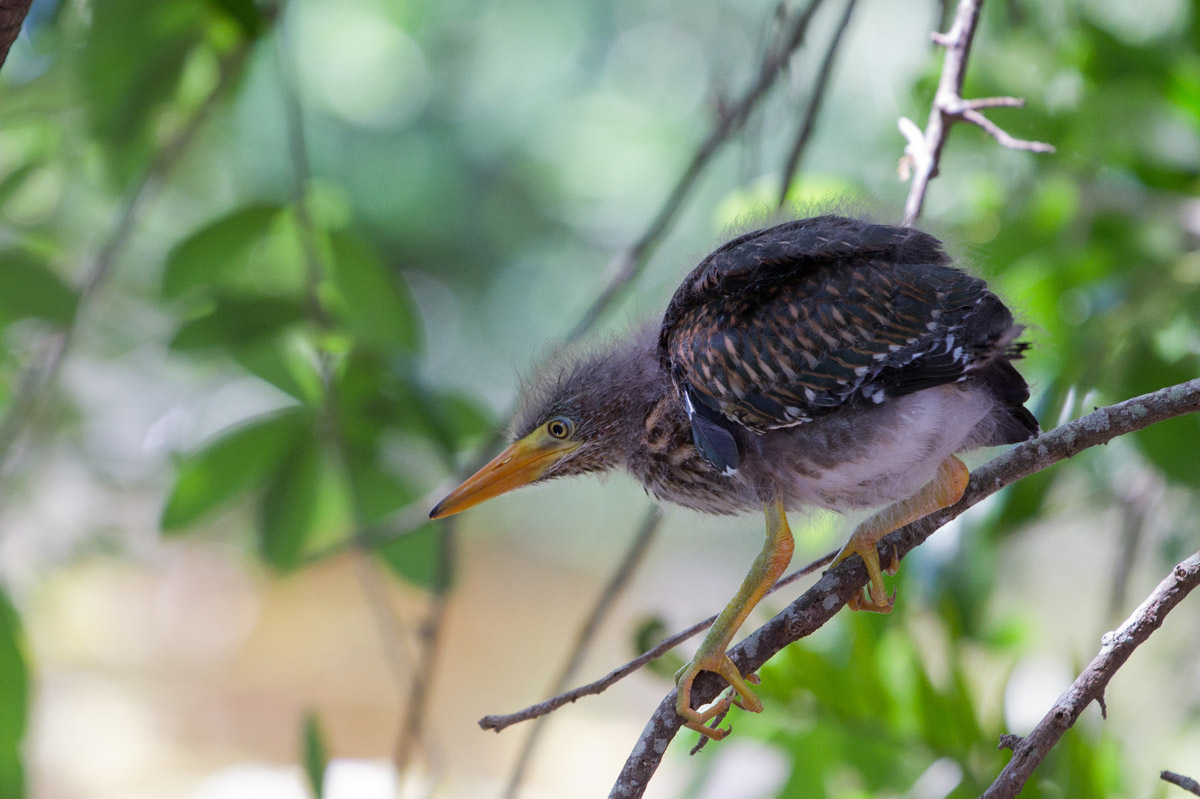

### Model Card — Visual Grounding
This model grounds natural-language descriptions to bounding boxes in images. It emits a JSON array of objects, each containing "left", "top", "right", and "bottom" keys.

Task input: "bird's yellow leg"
[
  {"left": 675, "top": 497, "right": 794, "bottom": 740},
  {"left": 830, "top": 455, "right": 969, "bottom": 613}
]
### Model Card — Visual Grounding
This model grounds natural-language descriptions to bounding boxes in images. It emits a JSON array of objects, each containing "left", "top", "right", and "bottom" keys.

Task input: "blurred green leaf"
[
  {"left": 300, "top": 710, "right": 327, "bottom": 799},
  {"left": 206, "top": 0, "right": 265, "bottom": 39},
  {"left": 258, "top": 431, "right": 322, "bottom": 571},
  {"left": 324, "top": 232, "right": 419, "bottom": 353},
  {"left": 162, "top": 205, "right": 284, "bottom": 299},
  {"left": 1122, "top": 342, "right": 1200, "bottom": 486},
  {"left": 631, "top": 616, "right": 685, "bottom": 679},
  {"left": 0, "top": 250, "right": 78, "bottom": 326},
  {"left": 0, "top": 588, "right": 27, "bottom": 799},
  {"left": 376, "top": 523, "right": 448, "bottom": 591},
  {"left": 162, "top": 407, "right": 310, "bottom": 531},
  {"left": 171, "top": 295, "right": 308, "bottom": 350},
  {"left": 230, "top": 337, "right": 323, "bottom": 404},
  {"left": 78, "top": 0, "right": 209, "bottom": 180}
]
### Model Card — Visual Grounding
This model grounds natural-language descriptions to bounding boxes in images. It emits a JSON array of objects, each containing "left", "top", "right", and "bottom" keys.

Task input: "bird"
[{"left": 430, "top": 214, "right": 1038, "bottom": 740}]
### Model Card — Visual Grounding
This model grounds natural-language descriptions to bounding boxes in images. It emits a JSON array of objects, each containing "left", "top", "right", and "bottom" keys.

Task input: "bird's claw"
[{"left": 675, "top": 654, "right": 763, "bottom": 740}]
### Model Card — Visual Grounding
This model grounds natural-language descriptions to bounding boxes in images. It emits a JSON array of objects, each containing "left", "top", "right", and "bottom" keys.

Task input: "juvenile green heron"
[{"left": 431, "top": 215, "right": 1037, "bottom": 739}]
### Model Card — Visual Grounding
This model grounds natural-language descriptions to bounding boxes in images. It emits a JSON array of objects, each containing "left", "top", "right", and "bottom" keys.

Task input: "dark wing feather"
[{"left": 660, "top": 217, "right": 1025, "bottom": 467}]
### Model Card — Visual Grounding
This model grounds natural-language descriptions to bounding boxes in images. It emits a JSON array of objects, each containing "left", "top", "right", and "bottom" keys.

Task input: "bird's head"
[{"left": 429, "top": 328, "right": 662, "bottom": 519}]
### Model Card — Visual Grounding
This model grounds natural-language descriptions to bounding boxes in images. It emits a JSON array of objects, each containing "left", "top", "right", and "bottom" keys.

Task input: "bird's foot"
[
  {"left": 675, "top": 652, "right": 763, "bottom": 740},
  {"left": 829, "top": 538, "right": 897, "bottom": 614}
]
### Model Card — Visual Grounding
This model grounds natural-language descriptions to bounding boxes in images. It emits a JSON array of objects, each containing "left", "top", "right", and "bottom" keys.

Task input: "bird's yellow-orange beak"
[{"left": 429, "top": 429, "right": 580, "bottom": 519}]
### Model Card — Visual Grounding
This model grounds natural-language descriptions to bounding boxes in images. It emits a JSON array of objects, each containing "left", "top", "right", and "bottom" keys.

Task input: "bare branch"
[
  {"left": 480, "top": 549, "right": 835, "bottom": 733},
  {"left": 567, "top": 0, "right": 827, "bottom": 342},
  {"left": 0, "top": 0, "right": 32, "bottom": 72},
  {"left": 980, "top": 551, "right": 1200, "bottom": 799},
  {"left": 502, "top": 508, "right": 662, "bottom": 799},
  {"left": 960, "top": 108, "right": 1056, "bottom": 153},
  {"left": 900, "top": 0, "right": 1053, "bottom": 226},
  {"left": 1162, "top": 771, "right": 1200, "bottom": 797},
  {"left": 609, "top": 378, "right": 1200, "bottom": 798},
  {"left": 777, "top": 0, "right": 859, "bottom": 206}
]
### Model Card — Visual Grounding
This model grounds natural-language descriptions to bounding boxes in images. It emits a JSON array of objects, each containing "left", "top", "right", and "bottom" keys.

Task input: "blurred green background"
[{"left": 0, "top": 0, "right": 1197, "bottom": 797}]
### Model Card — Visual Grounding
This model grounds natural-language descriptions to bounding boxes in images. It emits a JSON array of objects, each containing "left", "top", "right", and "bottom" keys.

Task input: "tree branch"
[
  {"left": 1162, "top": 771, "right": 1200, "bottom": 797},
  {"left": 609, "top": 378, "right": 1200, "bottom": 799},
  {"left": 479, "top": 549, "right": 835, "bottom": 734},
  {"left": 0, "top": 0, "right": 32, "bottom": 72},
  {"left": 776, "top": 0, "right": 858, "bottom": 206},
  {"left": 568, "top": 0, "right": 828, "bottom": 342},
  {"left": 980, "top": 550, "right": 1200, "bottom": 799},
  {"left": 898, "top": 0, "right": 1053, "bottom": 226}
]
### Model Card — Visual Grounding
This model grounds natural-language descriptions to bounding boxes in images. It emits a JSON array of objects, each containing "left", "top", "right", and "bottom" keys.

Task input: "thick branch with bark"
[
  {"left": 610, "top": 378, "right": 1200, "bottom": 798},
  {"left": 981, "top": 550, "right": 1200, "bottom": 798},
  {"left": 0, "top": 0, "right": 31, "bottom": 71}
]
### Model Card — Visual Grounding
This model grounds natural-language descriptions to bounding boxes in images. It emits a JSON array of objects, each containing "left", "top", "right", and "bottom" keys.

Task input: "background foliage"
[{"left": 0, "top": 0, "right": 1197, "bottom": 796}]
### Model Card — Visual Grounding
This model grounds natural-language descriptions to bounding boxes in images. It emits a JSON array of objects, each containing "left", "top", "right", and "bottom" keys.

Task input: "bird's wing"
[{"left": 662, "top": 217, "right": 1016, "bottom": 443}]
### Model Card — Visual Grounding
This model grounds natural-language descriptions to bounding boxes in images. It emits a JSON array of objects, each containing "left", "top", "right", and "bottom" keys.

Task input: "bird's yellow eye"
[{"left": 546, "top": 417, "right": 573, "bottom": 440}]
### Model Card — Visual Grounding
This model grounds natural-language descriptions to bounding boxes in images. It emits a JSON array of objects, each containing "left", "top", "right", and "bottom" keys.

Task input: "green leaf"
[
  {"left": 206, "top": 0, "right": 264, "bottom": 39},
  {"left": 230, "top": 338, "right": 322, "bottom": 404},
  {"left": 171, "top": 295, "right": 308, "bottom": 350},
  {"left": 324, "top": 232, "right": 419, "bottom": 353},
  {"left": 0, "top": 250, "right": 78, "bottom": 326},
  {"left": 162, "top": 205, "right": 284, "bottom": 299},
  {"left": 162, "top": 407, "right": 310, "bottom": 531},
  {"left": 376, "top": 523, "right": 450, "bottom": 591},
  {"left": 258, "top": 432, "right": 322, "bottom": 571},
  {"left": 300, "top": 710, "right": 327, "bottom": 799},
  {"left": 0, "top": 587, "right": 27, "bottom": 799},
  {"left": 78, "top": 0, "right": 208, "bottom": 180}
]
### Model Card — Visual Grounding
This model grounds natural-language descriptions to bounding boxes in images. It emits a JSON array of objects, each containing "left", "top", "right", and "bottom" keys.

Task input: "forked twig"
[{"left": 899, "top": 0, "right": 1053, "bottom": 226}]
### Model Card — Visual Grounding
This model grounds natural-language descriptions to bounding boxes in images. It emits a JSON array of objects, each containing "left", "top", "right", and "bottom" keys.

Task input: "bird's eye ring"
[{"left": 546, "top": 417, "right": 573, "bottom": 440}]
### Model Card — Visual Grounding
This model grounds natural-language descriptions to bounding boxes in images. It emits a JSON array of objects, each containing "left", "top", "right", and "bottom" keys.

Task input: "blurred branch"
[
  {"left": 610, "top": 378, "right": 1200, "bottom": 799},
  {"left": 479, "top": 547, "right": 835, "bottom": 733},
  {"left": 777, "top": 0, "right": 858, "bottom": 206},
  {"left": 567, "top": 0, "right": 827, "bottom": 342},
  {"left": 0, "top": 0, "right": 31, "bottom": 71},
  {"left": 898, "top": 0, "right": 1053, "bottom": 226},
  {"left": 275, "top": 22, "right": 438, "bottom": 780},
  {"left": 0, "top": 43, "right": 251, "bottom": 486},
  {"left": 502, "top": 507, "right": 662, "bottom": 799},
  {"left": 981, "top": 550, "right": 1200, "bottom": 799},
  {"left": 1162, "top": 771, "right": 1200, "bottom": 797}
]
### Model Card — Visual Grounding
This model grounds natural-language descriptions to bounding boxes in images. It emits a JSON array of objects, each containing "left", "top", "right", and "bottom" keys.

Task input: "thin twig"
[
  {"left": 480, "top": 548, "right": 836, "bottom": 733},
  {"left": 610, "top": 378, "right": 1200, "bottom": 798},
  {"left": 395, "top": 520, "right": 456, "bottom": 782},
  {"left": 1162, "top": 771, "right": 1200, "bottom": 797},
  {"left": 501, "top": 508, "right": 663, "bottom": 799},
  {"left": 566, "top": 0, "right": 828, "bottom": 342},
  {"left": 777, "top": 0, "right": 858, "bottom": 206},
  {"left": 980, "top": 551, "right": 1200, "bottom": 799},
  {"left": 0, "top": 44, "right": 251, "bottom": 486},
  {"left": 275, "top": 21, "right": 434, "bottom": 777},
  {"left": 898, "top": 0, "right": 1053, "bottom": 226}
]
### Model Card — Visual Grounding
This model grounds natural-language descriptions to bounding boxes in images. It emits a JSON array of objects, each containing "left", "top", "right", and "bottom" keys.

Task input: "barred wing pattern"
[{"left": 659, "top": 216, "right": 1019, "bottom": 473}]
